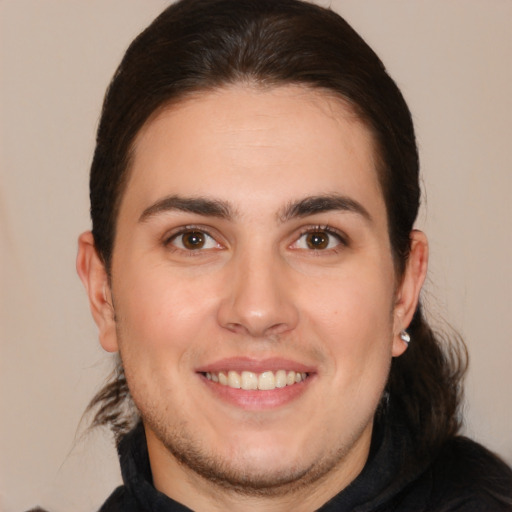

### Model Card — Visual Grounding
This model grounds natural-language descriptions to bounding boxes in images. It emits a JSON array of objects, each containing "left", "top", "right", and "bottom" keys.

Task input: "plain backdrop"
[{"left": 1, "top": 1, "right": 511, "bottom": 510}]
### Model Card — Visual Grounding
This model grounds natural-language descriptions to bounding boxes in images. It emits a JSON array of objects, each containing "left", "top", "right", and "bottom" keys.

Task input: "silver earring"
[{"left": 400, "top": 330, "right": 410, "bottom": 344}]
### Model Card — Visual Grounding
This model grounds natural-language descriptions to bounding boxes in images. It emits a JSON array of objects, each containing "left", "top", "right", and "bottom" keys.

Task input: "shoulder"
[{"left": 426, "top": 436, "right": 512, "bottom": 511}]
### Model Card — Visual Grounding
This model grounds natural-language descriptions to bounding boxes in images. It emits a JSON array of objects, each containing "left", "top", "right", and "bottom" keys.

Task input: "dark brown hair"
[{"left": 87, "top": 0, "right": 467, "bottom": 458}]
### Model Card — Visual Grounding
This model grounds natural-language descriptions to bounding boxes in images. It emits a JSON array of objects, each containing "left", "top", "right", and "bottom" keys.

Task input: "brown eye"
[
  {"left": 181, "top": 231, "right": 206, "bottom": 250},
  {"left": 305, "top": 231, "right": 330, "bottom": 250},
  {"left": 168, "top": 230, "right": 219, "bottom": 251},
  {"left": 292, "top": 228, "right": 345, "bottom": 252}
]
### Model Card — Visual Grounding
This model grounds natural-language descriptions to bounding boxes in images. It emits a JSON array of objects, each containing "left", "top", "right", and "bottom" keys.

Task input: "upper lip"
[{"left": 196, "top": 357, "right": 316, "bottom": 374}]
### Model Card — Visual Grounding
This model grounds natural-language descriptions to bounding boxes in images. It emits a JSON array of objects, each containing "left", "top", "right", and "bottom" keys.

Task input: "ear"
[
  {"left": 76, "top": 231, "right": 119, "bottom": 353},
  {"left": 392, "top": 230, "right": 428, "bottom": 357}
]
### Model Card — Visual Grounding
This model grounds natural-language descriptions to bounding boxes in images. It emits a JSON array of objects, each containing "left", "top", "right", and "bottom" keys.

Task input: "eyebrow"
[
  {"left": 139, "top": 195, "right": 233, "bottom": 222},
  {"left": 279, "top": 194, "right": 372, "bottom": 223},
  {"left": 138, "top": 193, "right": 371, "bottom": 224}
]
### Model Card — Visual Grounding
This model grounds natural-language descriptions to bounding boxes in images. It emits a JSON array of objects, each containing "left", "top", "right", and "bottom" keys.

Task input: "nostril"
[{"left": 223, "top": 322, "right": 249, "bottom": 335}]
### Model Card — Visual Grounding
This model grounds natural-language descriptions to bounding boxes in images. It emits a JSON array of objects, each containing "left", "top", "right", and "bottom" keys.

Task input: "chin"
[
  {"left": 171, "top": 440, "right": 327, "bottom": 496},
  {"left": 231, "top": 437, "right": 304, "bottom": 471},
  {"left": 150, "top": 415, "right": 352, "bottom": 496}
]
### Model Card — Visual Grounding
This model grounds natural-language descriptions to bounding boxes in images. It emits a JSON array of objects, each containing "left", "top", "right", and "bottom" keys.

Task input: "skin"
[{"left": 77, "top": 85, "right": 428, "bottom": 512}]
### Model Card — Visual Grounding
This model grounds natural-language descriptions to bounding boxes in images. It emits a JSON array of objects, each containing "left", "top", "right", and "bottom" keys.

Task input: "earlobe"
[
  {"left": 392, "top": 230, "right": 428, "bottom": 357},
  {"left": 76, "top": 231, "right": 119, "bottom": 353}
]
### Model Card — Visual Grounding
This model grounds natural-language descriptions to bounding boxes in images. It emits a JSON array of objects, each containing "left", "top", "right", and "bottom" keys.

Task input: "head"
[
  {"left": 78, "top": 0, "right": 465, "bottom": 505},
  {"left": 90, "top": 0, "right": 419, "bottom": 275}
]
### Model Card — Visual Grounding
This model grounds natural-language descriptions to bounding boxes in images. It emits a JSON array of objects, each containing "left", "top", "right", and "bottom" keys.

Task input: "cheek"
[
  {"left": 312, "top": 286, "right": 393, "bottom": 419},
  {"left": 112, "top": 267, "right": 218, "bottom": 412},
  {"left": 113, "top": 263, "right": 218, "bottom": 360},
  {"left": 300, "top": 261, "right": 396, "bottom": 372}
]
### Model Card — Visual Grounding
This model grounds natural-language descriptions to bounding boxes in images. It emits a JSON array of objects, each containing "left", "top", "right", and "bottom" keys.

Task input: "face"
[{"left": 79, "top": 84, "right": 425, "bottom": 504}]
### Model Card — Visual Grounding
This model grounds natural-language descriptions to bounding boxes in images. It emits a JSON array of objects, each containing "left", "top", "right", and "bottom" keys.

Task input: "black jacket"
[{"left": 99, "top": 412, "right": 512, "bottom": 511}]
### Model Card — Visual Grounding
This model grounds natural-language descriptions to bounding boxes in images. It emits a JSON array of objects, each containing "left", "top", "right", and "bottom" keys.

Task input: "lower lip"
[{"left": 200, "top": 374, "right": 313, "bottom": 410}]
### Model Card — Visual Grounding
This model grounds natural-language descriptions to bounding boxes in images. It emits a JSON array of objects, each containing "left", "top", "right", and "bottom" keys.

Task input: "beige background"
[{"left": 1, "top": 1, "right": 511, "bottom": 510}]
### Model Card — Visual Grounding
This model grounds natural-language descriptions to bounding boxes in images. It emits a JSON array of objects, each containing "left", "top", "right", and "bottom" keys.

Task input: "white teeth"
[
  {"left": 241, "top": 371, "right": 258, "bottom": 390},
  {"left": 275, "top": 370, "right": 287, "bottom": 388},
  {"left": 205, "top": 369, "right": 308, "bottom": 390},
  {"left": 258, "top": 371, "right": 275, "bottom": 390},
  {"left": 227, "top": 370, "right": 241, "bottom": 388}
]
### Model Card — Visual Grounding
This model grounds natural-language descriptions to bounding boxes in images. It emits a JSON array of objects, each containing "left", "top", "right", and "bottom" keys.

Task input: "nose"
[{"left": 217, "top": 250, "right": 299, "bottom": 338}]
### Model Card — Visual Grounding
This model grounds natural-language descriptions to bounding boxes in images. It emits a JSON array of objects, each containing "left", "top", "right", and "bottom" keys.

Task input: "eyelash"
[
  {"left": 293, "top": 225, "right": 349, "bottom": 253},
  {"left": 163, "top": 225, "right": 222, "bottom": 255},
  {"left": 162, "top": 224, "right": 348, "bottom": 255}
]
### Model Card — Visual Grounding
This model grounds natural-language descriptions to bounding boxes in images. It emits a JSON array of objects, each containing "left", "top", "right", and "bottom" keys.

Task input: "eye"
[
  {"left": 167, "top": 230, "right": 220, "bottom": 251},
  {"left": 292, "top": 228, "right": 346, "bottom": 251}
]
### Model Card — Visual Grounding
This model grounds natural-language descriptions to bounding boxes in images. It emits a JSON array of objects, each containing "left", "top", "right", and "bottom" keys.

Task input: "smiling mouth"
[{"left": 202, "top": 370, "right": 308, "bottom": 391}]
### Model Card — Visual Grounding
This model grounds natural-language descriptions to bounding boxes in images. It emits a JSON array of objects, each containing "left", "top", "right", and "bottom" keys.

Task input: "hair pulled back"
[{"left": 88, "top": 0, "right": 466, "bottom": 457}]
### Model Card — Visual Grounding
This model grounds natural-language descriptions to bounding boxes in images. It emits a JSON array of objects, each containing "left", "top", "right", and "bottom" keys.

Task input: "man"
[{"left": 77, "top": 1, "right": 512, "bottom": 510}]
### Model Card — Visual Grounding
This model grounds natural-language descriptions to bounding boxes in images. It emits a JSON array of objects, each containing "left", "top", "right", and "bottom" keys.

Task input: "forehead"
[{"left": 121, "top": 84, "right": 384, "bottom": 220}]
